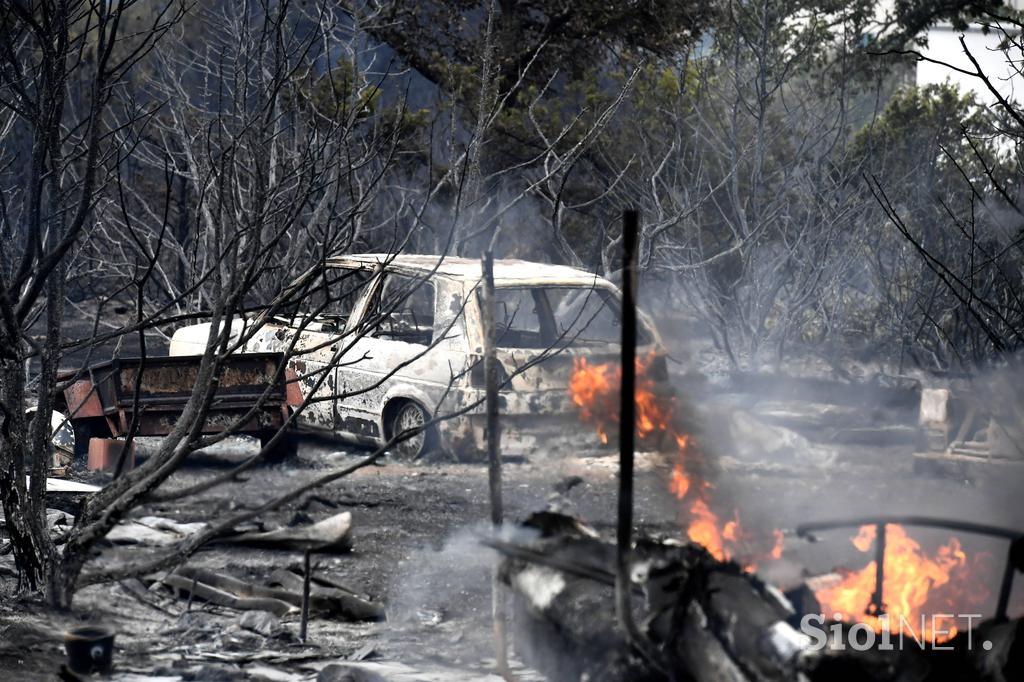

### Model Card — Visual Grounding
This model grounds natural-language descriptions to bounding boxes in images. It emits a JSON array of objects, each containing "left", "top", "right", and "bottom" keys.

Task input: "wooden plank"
[{"left": 39, "top": 477, "right": 101, "bottom": 493}]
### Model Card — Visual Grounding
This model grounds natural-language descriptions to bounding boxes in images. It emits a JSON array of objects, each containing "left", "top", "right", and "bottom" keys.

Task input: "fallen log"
[
  {"left": 100, "top": 511, "right": 349, "bottom": 551},
  {"left": 175, "top": 566, "right": 384, "bottom": 621},
  {"left": 176, "top": 566, "right": 309, "bottom": 604},
  {"left": 218, "top": 511, "right": 352, "bottom": 552},
  {"left": 161, "top": 573, "right": 295, "bottom": 616},
  {"left": 106, "top": 516, "right": 206, "bottom": 546}
]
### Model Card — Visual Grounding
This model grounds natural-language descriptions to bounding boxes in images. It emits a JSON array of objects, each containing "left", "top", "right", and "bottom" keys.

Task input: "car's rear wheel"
[
  {"left": 390, "top": 400, "right": 435, "bottom": 459},
  {"left": 258, "top": 428, "right": 299, "bottom": 462}
]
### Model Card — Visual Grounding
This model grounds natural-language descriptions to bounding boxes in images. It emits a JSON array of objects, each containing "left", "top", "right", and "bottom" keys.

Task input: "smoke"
[
  {"left": 381, "top": 522, "right": 540, "bottom": 667},
  {"left": 656, "top": 334, "right": 1024, "bottom": 620}
]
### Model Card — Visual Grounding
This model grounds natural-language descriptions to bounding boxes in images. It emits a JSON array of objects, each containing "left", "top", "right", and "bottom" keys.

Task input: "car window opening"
[
  {"left": 492, "top": 286, "right": 651, "bottom": 349},
  {"left": 365, "top": 273, "right": 436, "bottom": 345},
  {"left": 279, "top": 268, "right": 374, "bottom": 331}
]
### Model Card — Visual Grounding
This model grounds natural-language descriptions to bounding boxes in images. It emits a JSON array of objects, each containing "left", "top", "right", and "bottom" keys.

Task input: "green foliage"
[
  {"left": 300, "top": 58, "right": 380, "bottom": 124},
  {"left": 891, "top": 0, "right": 1006, "bottom": 44},
  {"left": 364, "top": 0, "right": 714, "bottom": 93},
  {"left": 849, "top": 82, "right": 1010, "bottom": 237},
  {"left": 845, "top": 82, "right": 1022, "bottom": 366},
  {"left": 852, "top": 84, "right": 994, "bottom": 172}
]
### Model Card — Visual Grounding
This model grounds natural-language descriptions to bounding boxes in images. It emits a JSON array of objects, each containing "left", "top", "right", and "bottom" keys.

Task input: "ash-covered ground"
[{"left": 3, "top": 387, "right": 1024, "bottom": 682}]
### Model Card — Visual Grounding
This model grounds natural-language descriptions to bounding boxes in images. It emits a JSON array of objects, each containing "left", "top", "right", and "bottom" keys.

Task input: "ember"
[
  {"left": 568, "top": 355, "right": 781, "bottom": 568},
  {"left": 815, "top": 524, "right": 991, "bottom": 642}
]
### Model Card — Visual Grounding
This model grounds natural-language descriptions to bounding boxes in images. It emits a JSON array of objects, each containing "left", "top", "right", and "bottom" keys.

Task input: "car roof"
[{"left": 326, "top": 254, "right": 614, "bottom": 288}]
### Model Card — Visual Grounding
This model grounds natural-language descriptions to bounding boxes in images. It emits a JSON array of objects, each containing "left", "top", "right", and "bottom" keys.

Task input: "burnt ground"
[{"left": 2, "top": 420, "right": 1024, "bottom": 680}]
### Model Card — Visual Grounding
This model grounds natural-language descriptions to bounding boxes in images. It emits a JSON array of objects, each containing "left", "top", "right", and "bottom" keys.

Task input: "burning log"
[
  {"left": 492, "top": 512, "right": 807, "bottom": 682},
  {"left": 492, "top": 512, "right": 1024, "bottom": 682}
]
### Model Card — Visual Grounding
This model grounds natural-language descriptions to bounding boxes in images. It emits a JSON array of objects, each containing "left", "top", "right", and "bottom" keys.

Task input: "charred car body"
[{"left": 170, "top": 255, "right": 669, "bottom": 458}]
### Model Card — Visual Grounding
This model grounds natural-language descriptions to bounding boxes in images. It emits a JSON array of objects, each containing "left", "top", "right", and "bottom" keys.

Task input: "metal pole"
[
  {"left": 995, "top": 544, "right": 1016, "bottom": 622},
  {"left": 482, "top": 251, "right": 509, "bottom": 677},
  {"left": 796, "top": 516, "right": 1023, "bottom": 540},
  {"left": 616, "top": 210, "right": 639, "bottom": 634}
]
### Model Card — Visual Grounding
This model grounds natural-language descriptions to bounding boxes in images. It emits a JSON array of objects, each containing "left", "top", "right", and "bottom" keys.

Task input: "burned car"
[{"left": 170, "top": 255, "right": 669, "bottom": 458}]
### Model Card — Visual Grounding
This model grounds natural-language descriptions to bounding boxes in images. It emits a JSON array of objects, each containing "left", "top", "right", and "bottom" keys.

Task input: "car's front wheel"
[{"left": 389, "top": 400, "right": 435, "bottom": 459}]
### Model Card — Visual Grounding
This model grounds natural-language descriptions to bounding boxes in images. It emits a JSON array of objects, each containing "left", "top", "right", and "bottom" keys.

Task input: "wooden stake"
[
  {"left": 300, "top": 549, "right": 312, "bottom": 642},
  {"left": 186, "top": 575, "right": 197, "bottom": 612},
  {"left": 482, "top": 250, "right": 503, "bottom": 526},
  {"left": 482, "top": 250, "right": 510, "bottom": 677},
  {"left": 491, "top": 568, "right": 510, "bottom": 675},
  {"left": 616, "top": 209, "right": 640, "bottom": 639}
]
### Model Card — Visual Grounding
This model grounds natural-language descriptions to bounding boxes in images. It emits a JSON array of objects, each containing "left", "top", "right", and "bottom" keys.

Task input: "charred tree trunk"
[
  {"left": 0, "top": 0, "right": 182, "bottom": 605},
  {"left": 0, "top": 345, "right": 48, "bottom": 591},
  {"left": 47, "top": 550, "right": 88, "bottom": 611}
]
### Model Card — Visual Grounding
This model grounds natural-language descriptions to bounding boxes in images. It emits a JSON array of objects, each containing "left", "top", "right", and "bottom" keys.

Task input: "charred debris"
[
  {"left": 5, "top": 212, "right": 1023, "bottom": 681},
  {"left": 482, "top": 212, "right": 1024, "bottom": 682},
  {"left": 490, "top": 510, "right": 1024, "bottom": 682}
]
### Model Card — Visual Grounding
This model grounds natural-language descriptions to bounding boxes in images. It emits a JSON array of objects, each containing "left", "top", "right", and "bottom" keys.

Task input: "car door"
[
  {"left": 283, "top": 267, "right": 374, "bottom": 432},
  {"left": 335, "top": 271, "right": 452, "bottom": 441}
]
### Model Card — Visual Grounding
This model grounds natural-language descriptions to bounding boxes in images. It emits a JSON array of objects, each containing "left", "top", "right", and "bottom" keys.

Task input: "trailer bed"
[{"left": 57, "top": 353, "right": 302, "bottom": 456}]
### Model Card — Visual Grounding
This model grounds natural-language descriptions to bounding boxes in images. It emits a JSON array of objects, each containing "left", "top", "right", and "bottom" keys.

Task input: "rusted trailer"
[{"left": 57, "top": 353, "right": 303, "bottom": 459}]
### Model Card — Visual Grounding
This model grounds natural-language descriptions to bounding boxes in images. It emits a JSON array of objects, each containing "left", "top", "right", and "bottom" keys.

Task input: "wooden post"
[
  {"left": 483, "top": 250, "right": 503, "bottom": 525},
  {"left": 869, "top": 523, "right": 887, "bottom": 616},
  {"left": 186, "top": 575, "right": 197, "bottom": 612},
  {"left": 300, "top": 549, "right": 312, "bottom": 642},
  {"left": 616, "top": 210, "right": 639, "bottom": 639},
  {"left": 482, "top": 250, "right": 510, "bottom": 676}
]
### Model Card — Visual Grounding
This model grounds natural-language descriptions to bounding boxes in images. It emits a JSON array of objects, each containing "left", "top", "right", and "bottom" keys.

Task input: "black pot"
[{"left": 63, "top": 625, "right": 115, "bottom": 675}]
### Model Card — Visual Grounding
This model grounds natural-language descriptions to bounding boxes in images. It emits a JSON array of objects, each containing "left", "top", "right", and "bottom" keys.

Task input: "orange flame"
[
  {"left": 769, "top": 529, "right": 785, "bottom": 560},
  {"left": 568, "top": 356, "right": 782, "bottom": 569},
  {"left": 569, "top": 357, "right": 989, "bottom": 636},
  {"left": 669, "top": 463, "right": 690, "bottom": 500},
  {"left": 815, "top": 524, "right": 990, "bottom": 642},
  {"left": 567, "top": 357, "right": 618, "bottom": 444},
  {"left": 687, "top": 496, "right": 727, "bottom": 561}
]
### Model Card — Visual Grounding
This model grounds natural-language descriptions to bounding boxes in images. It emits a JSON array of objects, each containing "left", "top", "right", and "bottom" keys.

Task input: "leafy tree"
[{"left": 349, "top": 0, "right": 714, "bottom": 95}]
